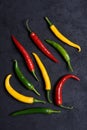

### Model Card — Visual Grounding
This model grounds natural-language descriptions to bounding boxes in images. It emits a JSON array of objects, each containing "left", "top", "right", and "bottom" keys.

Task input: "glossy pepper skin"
[
  {"left": 55, "top": 74, "right": 80, "bottom": 109},
  {"left": 10, "top": 107, "right": 61, "bottom": 116},
  {"left": 13, "top": 60, "right": 40, "bottom": 96},
  {"left": 45, "top": 17, "right": 81, "bottom": 52},
  {"left": 25, "top": 19, "right": 59, "bottom": 63},
  {"left": 46, "top": 39, "right": 73, "bottom": 72},
  {"left": 11, "top": 35, "right": 38, "bottom": 81},
  {"left": 5, "top": 74, "right": 46, "bottom": 104},
  {"left": 32, "top": 53, "right": 52, "bottom": 103}
]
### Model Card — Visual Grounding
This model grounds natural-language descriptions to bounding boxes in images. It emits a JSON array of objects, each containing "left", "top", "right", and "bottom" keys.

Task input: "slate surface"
[{"left": 0, "top": 0, "right": 87, "bottom": 130}]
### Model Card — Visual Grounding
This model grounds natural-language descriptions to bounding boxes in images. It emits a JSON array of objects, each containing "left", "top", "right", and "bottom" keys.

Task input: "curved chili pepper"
[
  {"left": 45, "top": 17, "right": 81, "bottom": 52},
  {"left": 55, "top": 74, "right": 80, "bottom": 109},
  {"left": 32, "top": 52, "right": 52, "bottom": 103},
  {"left": 13, "top": 60, "right": 40, "bottom": 96},
  {"left": 11, "top": 35, "right": 38, "bottom": 81},
  {"left": 10, "top": 107, "right": 61, "bottom": 116},
  {"left": 25, "top": 19, "right": 59, "bottom": 63},
  {"left": 5, "top": 74, "right": 46, "bottom": 104},
  {"left": 46, "top": 39, "right": 73, "bottom": 72}
]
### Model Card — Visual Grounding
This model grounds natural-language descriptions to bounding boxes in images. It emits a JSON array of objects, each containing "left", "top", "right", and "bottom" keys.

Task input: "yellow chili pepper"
[
  {"left": 45, "top": 17, "right": 81, "bottom": 52},
  {"left": 5, "top": 74, "right": 46, "bottom": 104},
  {"left": 32, "top": 53, "right": 52, "bottom": 103}
]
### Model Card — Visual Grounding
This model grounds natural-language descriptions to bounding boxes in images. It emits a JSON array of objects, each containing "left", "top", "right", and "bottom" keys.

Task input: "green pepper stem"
[
  {"left": 26, "top": 19, "right": 32, "bottom": 33},
  {"left": 32, "top": 70, "right": 39, "bottom": 81},
  {"left": 45, "top": 17, "right": 53, "bottom": 26},
  {"left": 50, "top": 110, "right": 61, "bottom": 114},
  {"left": 59, "top": 105, "right": 73, "bottom": 110},
  {"left": 67, "top": 61, "right": 73, "bottom": 72},
  {"left": 32, "top": 87, "right": 40, "bottom": 96},
  {"left": 34, "top": 99, "right": 46, "bottom": 104},
  {"left": 47, "top": 91, "right": 52, "bottom": 103}
]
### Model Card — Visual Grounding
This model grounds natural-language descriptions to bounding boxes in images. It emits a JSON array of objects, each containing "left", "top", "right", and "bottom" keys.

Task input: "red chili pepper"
[
  {"left": 55, "top": 74, "right": 80, "bottom": 109},
  {"left": 11, "top": 35, "right": 38, "bottom": 81},
  {"left": 26, "top": 20, "right": 59, "bottom": 63}
]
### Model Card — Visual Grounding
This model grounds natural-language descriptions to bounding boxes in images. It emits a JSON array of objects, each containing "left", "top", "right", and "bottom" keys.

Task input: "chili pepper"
[
  {"left": 25, "top": 19, "right": 59, "bottom": 63},
  {"left": 46, "top": 39, "right": 73, "bottom": 72},
  {"left": 11, "top": 35, "right": 38, "bottom": 81},
  {"left": 45, "top": 17, "right": 81, "bottom": 52},
  {"left": 10, "top": 107, "right": 61, "bottom": 116},
  {"left": 55, "top": 74, "right": 80, "bottom": 109},
  {"left": 32, "top": 53, "right": 52, "bottom": 103},
  {"left": 13, "top": 60, "right": 40, "bottom": 96},
  {"left": 5, "top": 74, "right": 46, "bottom": 104}
]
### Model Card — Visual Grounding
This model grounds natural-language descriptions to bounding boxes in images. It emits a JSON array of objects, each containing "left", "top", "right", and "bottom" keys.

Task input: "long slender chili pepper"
[
  {"left": 32, "top": 53, "right": 52, "bottom": 103},
  {"left": 45, "top": 17, "right": 81, "bottom": 52},
  {"left": 25, "top": 19, "right": 59, "bottom": 63},
  {"left": 55, "top": 74, "right": 80, "bottom": 109},
  {"left": 10, "top": 107, "right": 61, "bottom": 116},
  {"left": 46, "top": 39, "right": 73, "bottom": 72},
  {"left": 13, "top": 60, "right": 40, "bottom": 96},
  {"left": 5, "top": 74, "right": 46, "bottom": 104},
  {"left": 11, "top": 35, "right": 38, "bottom": 81}
]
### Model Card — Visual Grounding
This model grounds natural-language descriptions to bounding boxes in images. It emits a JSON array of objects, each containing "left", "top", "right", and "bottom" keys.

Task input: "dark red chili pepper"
[
  {"left": 25, "top": 19, "right": 59, "bottom": 63},
  {"left": 55, "top": 74, "right": 80, "bottom": 109},
  {"left": 11, "top": 35, "right": 38, "bottom": 81}
]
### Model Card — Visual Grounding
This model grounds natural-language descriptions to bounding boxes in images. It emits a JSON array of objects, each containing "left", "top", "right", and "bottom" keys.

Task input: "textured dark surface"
[{"left": 0, "top": 0, "right": 87, "bottom": 130}]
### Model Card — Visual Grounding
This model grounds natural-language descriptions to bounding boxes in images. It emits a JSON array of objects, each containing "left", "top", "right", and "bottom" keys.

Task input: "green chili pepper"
[
  {"left": 13, "top": 60, "right": 40, "bottom": 96},
  {"left": 45, "top": 40, "right": 73, "bottom": 72},
  {"left": 10, "top": 107, "right": 61, "bottom": 116}
]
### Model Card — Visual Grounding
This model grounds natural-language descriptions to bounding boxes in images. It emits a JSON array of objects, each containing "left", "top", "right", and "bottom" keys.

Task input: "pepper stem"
[
  {"left": 32, "top": 70, "right": 39, "bottom": 81},
  {"left": 47, "top": 91, "right": 52, "bottom": 103},
  {"left": 45, "top": 17, "right": 53, "bottom": 26},
  {"left": 59, "top": 105, "right": 73, "bottom": 110},
  {"left": 26, "top": 19, "right": 32, "bottom": 33},
  {"left": 50, "top": 110, "right": 61, "bottom": 114},
  {"left": 32, "top": 87, "right": 40, "bottom": 96},
  {"left": 34, "top": 99, "right": 46, "bottom": 104},
  {"left": 67, "top": 61, "right": 73, "bottom": 72}
]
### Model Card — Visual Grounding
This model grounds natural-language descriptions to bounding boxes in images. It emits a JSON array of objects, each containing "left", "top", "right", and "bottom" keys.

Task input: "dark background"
[{"left": 0, "top": 0, "right": 87, "bottom": 130}]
